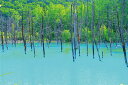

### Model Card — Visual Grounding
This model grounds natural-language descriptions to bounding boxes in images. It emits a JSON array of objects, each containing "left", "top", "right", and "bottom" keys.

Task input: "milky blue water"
[{"left": 0, "top": 43, "right": 128, "bottom": 85}]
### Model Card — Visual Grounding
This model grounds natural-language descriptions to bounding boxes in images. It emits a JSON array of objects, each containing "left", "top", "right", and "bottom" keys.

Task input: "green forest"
[
  {"left": 0, "top": 0, "right": 128, "bottom": 65},
  {"left": 0, "top": 0, "right": 128, "bottom": 42}
]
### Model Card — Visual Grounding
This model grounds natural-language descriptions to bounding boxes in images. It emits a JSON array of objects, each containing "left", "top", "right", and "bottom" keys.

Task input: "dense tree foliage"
[{"left": 0, "top": 0, "right": 127, "bottom": 42}]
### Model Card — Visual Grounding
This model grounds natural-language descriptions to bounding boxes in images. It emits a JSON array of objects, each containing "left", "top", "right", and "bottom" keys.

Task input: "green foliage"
[
  {"left": 0, "top": 0, "right": 126, "bottom": 42},
  {"left": 81, "top": 27, "right": 92, "bottom": 42},
  {"left": 100, "top": 25, "right": 109, "bottom": 41},
  {"left": 62, "top": 30, "right": 71, "bottom": 42}
]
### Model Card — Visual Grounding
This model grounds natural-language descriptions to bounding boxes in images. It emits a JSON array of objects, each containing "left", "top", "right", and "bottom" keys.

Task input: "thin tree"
[
  {"left": 119, "top": 0, "right": 128, "bottom": 67},
  {"left": 91, "top": 0, "right": 95, "bottom": 59},
  {"left": 21, "top": 11, "right": 27, "bottom": 54},
  {"left": 40, "top": 8, "right": 45, "bottom": 57}
]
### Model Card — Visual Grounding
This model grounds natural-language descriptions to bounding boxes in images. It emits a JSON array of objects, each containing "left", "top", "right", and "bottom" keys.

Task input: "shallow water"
[{"left": 0, "top": 43, "right": 128, "bottom": 85}]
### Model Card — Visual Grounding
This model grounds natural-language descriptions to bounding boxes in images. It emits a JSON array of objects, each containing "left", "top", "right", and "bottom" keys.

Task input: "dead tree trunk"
[
  {"left": 91, "top": 0, "right": 95, "bottom": 59},
  {"left": 28, "top": 11, "right": 33, "bottom": 51},
  {"left": 21, "top": 11, "right": 27, "bottom": 54},
  {"left": 0, "top": 14, "right": 4, "bottom": 52},
  {"left": 73, "top": 2, "right": 78, "bottom": 59},
  {"left": 71, "top": 4, "right": 75, "bottom": 62},
  {"left": 41, "top": 14, "right": 45, "bottom": 58},
  {"left": 5, "top": 17, "right": 8, "bottom": 50},
  {"left": 85, "top": 0, "right": 89, "bottom": 56},
  {"left": 31, "top": 17, "right": 36, "bottom": 57},
  {"left": 120, "top": 0, "right": 128, "bottom": 67},
  {"left": 115, "top": 0, "right": 128, "bottom": 67}
]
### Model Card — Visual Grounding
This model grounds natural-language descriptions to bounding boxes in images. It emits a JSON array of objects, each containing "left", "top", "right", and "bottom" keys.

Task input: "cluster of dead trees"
[{"left": 0, "top": 0, "right": 128, "bottom": 67}]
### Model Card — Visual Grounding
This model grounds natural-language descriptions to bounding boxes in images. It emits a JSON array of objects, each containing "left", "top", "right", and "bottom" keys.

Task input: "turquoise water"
[{"left": 0, "top": 43, "right": 128, "bottom": 85}]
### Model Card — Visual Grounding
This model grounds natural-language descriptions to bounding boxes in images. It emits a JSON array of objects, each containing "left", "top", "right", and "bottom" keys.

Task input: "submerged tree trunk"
[
  {"left": 21, "top": 11, "right": 27, "bottom": 54},
  {"left": 1, "top": 31, "right": 4, "bottom": 52},
  {"left": 5, "top": 17, "right": 8, "bottom": 50},
  {"left": 58, "top": 19, "right": 63, "bottom": 52},
  {"left": 85, "top": 0, "right": 89, "bottom": 56},
  {"left": 31, "top": 17, "right": 36, "bottom": 57},
  {"left": 91, "top": 0, "right": 95, "bottom": 59},
  {"left": 0, "top": 15, "right": 4, "bottom": 52},
  {"left": 12, "top": 20, "right": 17, "bottom": 47},
  {"left": 28, "top": 11, "right": 33, "bottom": 51},
  {"left": 120, "top": 0, "right": 128, "bottom": 67},
  {"left": 94, "top": 40, "right": 101, "bottom": 61},
  {"left": 71, "top": 3, "right": 75, "bottom": 62},
  {"left": 73, "top": 2, "right": 78, "bottom": 59},
  {"left": 41, "top": 15, "right": 45, "bottom": 58},
  {"left": 116, "top": 0, "right": 128, "bottom": 67}
]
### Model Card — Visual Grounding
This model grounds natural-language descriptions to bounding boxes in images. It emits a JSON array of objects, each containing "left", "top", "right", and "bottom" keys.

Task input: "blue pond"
[{"left": 0, "top": 43, "right": 128, "bottom": 85}]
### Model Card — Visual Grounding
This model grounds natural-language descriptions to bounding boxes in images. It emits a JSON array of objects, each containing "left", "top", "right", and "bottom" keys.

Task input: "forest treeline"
[
  {"left": 0, "top": 0, "right": 128, "bottom": 66},
  {"left": 0, "top": 0, "right": 128, "bottom": 42}
]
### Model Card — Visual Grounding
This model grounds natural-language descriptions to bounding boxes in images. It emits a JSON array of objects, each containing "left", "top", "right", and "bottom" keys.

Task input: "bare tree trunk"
[
  {"left": 74, "top": 2, "right": 79, "bottom": 59},
  {"left": 91, "top": 0, "right": 95, "bottom": 59},
  {"left": 1, "top": 31, "right": 4, "bottom": 52},
  {"left": 31, "top": 17, "right": 36, "bottom": 57},
  {"left": 120, "top": 0, "right": 128, "bottom": 67},
  {"left": 71, "top": 3, "right": 75, "bottom": 62},
  {"left": 116, "top": 0, "right": 128, "bottom": 67},
  {"left": 58, "top": 19, "right": 63, "bottom": 52},
  {"left": 41, "top": 15, "right": 45, "bottom": 57},
  {"left": 21, "top": 11, "right": 27, "bottom": 54},
  {"left": 94, "top": 41, "right": 101, "bottom": 61},
  {"left": 28, "top": 11, "right": 32, "bottom": 51},
  {"left": 0, "top": 14, "right": 4, "bottom": 52},
  {"left": 13, "top": 20, "right": 17, "bottom": 47},
  {"left": 85, "top": 0, "right": 89, "bottom": 56},
  {"left": 5, "top": 17, "right": 8, "bottom": 50},
  {"left": 60, "top": 34, "right": 63, "bottom": 52}
]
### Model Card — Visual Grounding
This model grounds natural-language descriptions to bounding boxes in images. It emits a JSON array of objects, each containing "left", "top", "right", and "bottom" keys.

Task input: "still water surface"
[{"left": 0, "top": 43, "right": 128, "bottom": 85}]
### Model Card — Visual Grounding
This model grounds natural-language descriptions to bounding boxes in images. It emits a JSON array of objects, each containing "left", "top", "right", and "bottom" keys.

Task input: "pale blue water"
[{"left": 0, "top": 43, "right": 128, "bottom": 85}]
